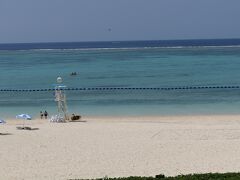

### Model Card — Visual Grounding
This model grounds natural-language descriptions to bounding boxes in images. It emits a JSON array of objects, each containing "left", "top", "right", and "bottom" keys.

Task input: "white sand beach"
[{"left": 1, "top": 115, "right": 240, "bottom": 180}]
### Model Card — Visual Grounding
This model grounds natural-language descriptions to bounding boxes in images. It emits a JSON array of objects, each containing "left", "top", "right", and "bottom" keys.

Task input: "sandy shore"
[{"left": 1, "top": 115, "right": 240, "bottom": 180}]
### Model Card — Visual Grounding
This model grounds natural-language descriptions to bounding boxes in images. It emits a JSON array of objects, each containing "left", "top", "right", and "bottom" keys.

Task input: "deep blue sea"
[{"left": 1, "top": 39, "right": 240, "bottom": 118}]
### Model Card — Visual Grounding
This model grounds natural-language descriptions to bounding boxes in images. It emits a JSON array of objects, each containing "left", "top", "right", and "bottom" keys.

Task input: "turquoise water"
[{"left": 1, "top": 46, "right": 240, "bottom": 118}]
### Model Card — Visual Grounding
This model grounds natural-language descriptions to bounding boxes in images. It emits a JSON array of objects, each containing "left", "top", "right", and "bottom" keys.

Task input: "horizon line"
[{"left": 1, "top": 38, "right": 240, "bottom": 45}]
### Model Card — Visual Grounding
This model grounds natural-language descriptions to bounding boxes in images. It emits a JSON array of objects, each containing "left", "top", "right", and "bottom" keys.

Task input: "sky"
[{"left": 0, "top": 0, "right": 240, "bottom": 43}]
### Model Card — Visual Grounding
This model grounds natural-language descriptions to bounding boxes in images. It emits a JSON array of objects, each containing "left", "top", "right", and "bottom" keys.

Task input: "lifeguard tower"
[{"left": 54, "top": 77, "right": 69, "bottom": 121}]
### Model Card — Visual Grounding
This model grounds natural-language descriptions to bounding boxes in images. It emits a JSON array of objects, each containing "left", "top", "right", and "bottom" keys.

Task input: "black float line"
[{"left": 0, "top": 85, "right": 240, "bottom": 92}]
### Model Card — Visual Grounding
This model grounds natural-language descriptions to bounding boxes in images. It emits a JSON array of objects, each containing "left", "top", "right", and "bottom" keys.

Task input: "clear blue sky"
[{"left": 0, "top": 0, "right": 240, "bottom": 43}]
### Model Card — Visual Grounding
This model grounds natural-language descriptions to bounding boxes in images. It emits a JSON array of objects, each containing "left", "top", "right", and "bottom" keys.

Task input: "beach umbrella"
[
  {"left": 16, "top": 114, "right": 32, "bottom": 120},
  {"left": 0, "top": 119, "right": 6, "bottom": 124},
  {"left": 0, "top": 119, "right": 6, "bottom": 134},
  {"left": 16, "top": 114, "right": 32, "bottom": 127}
]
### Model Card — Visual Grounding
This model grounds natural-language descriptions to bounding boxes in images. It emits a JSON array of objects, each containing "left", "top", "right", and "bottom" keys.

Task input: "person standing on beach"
[
  {"left": 40, "top": 111, "right": 43, "bottom": 119},
  {"left": 44, "top": 111, "right": 48, "bottom": 119}
]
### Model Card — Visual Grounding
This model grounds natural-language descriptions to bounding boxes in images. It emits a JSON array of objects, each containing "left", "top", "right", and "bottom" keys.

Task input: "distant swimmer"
[{"left": 70, "top": 72, "right": 77, "bottom": 76}]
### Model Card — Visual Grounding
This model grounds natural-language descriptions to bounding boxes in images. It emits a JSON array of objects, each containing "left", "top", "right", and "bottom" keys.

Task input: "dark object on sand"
[
  {"left": 16, "top": 126, "right": 39, "bottom": 130},
  {"left": 71, "top": 114, "right": 81, "bottom": 121}
]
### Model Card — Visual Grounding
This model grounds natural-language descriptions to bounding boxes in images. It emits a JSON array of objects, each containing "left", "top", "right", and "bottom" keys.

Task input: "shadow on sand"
[
  {"left": 69, "top": 120, "right": 87, "bottom": 123},
  {"left": 0, "top": 133, "right": 12, "bottom": 136},
  {"left": 16, "top": 127, "right": 39, "bottom": 131}
]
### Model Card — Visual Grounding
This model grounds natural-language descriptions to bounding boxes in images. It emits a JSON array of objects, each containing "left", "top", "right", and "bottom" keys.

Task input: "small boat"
[{"left": 70, "top": 72, "right": 77, "bottom": 76}]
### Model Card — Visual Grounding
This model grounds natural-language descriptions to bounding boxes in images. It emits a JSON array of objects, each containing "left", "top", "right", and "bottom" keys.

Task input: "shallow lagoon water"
[{"left": 1, "top": 45, "right": 240, "bottom": 118}]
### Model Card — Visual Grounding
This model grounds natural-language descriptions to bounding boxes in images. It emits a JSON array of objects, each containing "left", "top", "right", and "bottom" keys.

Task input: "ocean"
[{"left": 1, "top": 39, "right": 240, "bottom": 118}]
